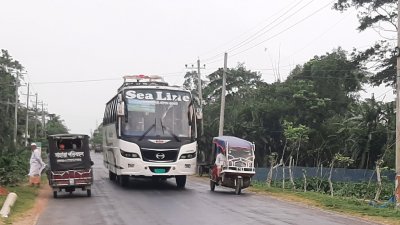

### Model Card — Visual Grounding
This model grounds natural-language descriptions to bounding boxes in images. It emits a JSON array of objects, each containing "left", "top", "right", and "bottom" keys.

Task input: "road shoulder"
[{"left": 12, "top": 184, "right": 51, "bottom": 225}]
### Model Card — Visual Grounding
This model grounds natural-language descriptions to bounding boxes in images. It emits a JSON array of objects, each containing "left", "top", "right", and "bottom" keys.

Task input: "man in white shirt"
[
  {"left": 29, "top": 143, "right": 46, "bottom": 187},
  {"left": 215, "top": 147, "right": 226, "bottom": 180}
]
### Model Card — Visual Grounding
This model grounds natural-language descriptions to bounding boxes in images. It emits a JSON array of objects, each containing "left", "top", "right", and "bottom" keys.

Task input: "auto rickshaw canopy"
[{"left": 47, "top": 134, "right": 92, "bottom": 171}]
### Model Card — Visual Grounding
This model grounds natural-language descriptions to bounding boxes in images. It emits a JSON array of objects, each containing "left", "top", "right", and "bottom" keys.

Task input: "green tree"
[
  {"left": 333, "top": 0, "right": 397, "bottom": 87},
  {"left": 0, "top": 50, "right": 24, "bottom": 152},
  {"left": 199, "top": 64, "right": 265, "bottom": 164},
  {"left": 283, "top": 120, "right": 310, "bottom": 166},
  {"left": 323, "top": 97, "right": 391, "bottom": 169},
  {"left": 197, "top": 49, "right": 393, "bottom": 171},
  {"left": 204, "top": 63, "right": 262, "bottom": 101},
  {"left": 183, "top": 71, "right": 207, "bottom": 108},
  {"left": 46, "top": 114, "right": 68, "bottom": 135},
  {"left": 91, "top": 123, "right": 103, "bottom": 145},
  {"left": 288, "top": 48, "right": 366, "bottom": 115}
]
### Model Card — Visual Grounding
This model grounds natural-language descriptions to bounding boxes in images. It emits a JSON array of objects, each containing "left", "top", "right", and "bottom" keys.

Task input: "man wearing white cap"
[{"left": 29, "top": 143, "right": 46, "bottom": 186}]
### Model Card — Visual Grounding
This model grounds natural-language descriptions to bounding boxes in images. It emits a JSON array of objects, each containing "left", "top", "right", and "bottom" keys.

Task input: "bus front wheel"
[
  {"left": 175, "top": 175, "right": 186, "bottom": 189},
  {"left": 109, "top": 171, "right": 116, "bottom": 181},
  {"left": 118, "top": 175, "right": 129, "bottom": 187}
]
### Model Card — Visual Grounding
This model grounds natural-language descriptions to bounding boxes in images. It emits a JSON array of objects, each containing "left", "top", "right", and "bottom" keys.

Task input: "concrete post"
[{"left": 0, "top": 192, "right": 18, "bottom": 218}]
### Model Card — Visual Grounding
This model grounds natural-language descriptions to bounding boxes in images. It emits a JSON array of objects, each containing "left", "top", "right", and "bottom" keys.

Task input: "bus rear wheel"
[{"left": 175, "top": 175, "right": 186, "bottom": 189}]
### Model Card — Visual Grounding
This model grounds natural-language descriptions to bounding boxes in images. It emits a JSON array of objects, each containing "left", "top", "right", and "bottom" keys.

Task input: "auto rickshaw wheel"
[
  {"left": 235, "top": 185, "right": 241, "bottom": 195},
  {"left": 53, "top": 191, "right": 57, "bottom": 198},
  {"left": 210, "top": 180, "right": 215, "bottom": 191},
  {"left": 87, "top": 189, "right": 91, "bottom": 197},
  {"left": 235, "top": 178, "right": 243, "bottom": 195}
]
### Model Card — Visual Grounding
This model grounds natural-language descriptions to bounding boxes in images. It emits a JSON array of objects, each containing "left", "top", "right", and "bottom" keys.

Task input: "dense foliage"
[
  {"left": 0, "top": 150, "right": 30, "bottom": 186},
  {"left": 188, "top": 48, "right": 395, "bottom": 172}
]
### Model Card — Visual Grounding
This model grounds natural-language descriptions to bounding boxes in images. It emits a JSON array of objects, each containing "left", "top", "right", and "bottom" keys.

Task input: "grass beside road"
[
  {"left": 0, "top": 178, "right": 44, "bottom": 225},
  {"left": 250, "top": 182, "right": 400, "bottom": 225}
]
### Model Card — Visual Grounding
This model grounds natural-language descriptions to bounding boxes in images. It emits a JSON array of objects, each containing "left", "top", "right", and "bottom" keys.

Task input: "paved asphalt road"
[{"left": 36, "top": 152, "right": 379, "bottom": 225}]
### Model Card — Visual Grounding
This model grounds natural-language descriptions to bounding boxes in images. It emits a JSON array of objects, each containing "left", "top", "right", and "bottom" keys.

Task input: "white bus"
[{"left": 102, "top": 75, "right": 198, "bottom": 188}]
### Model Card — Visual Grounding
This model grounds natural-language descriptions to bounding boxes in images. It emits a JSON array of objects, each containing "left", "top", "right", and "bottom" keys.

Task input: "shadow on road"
[{"left": 106, "top": 177, "right": 194, "bottom": 193}]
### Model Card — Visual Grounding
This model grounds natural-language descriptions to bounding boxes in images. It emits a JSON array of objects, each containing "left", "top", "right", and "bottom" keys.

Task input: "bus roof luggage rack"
[{"left": 118, "top": 75, "right": 168, "bottom": 91}]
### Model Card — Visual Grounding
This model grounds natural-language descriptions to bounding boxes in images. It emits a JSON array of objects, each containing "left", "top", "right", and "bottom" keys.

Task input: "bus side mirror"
[
  {"left": 188, "top": 104, "right": 193, "bottom": 126},
  {"left": 117, "top": 93, "right": 125, "bottom": 117},
  {"left": 117, "top": 102, "right": 125, "bottom": 116}
]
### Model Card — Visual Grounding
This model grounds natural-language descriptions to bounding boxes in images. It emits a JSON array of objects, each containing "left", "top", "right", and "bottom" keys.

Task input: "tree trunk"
[
  {"left": 267, "top": 161, "right": 282, "bottom": 187},
  {"left": 316, "top": 163, "right": 323, "bottom": 192},
  {"left": 267, "top": 162, "right": 274, "bottom": 188},
  {"left": 302, "top": 169, "right": 307, "bottom": 192},
  {"left": 359, "top": 133, "right": 372, "bottom": 169},
  {"left": 328, "top": 160, "right": 335, "bottom": 197},
  {"left": 281, "top": 140, "right": 287, "bottom": 190},
  {"left": 359, "top": 151, "right": 367, "bottom": 169},
  {"left": 296, "top": 137, "right": 302, "bottom": 167},
  {"left": 282, "top": 160, "right": 285, "bottom": 190},
  {"left": 374, "top": 160, "right": 383, "bottom": 201},
  {"left": 289, "top": 156, "right": 295, "bottom": 190}
]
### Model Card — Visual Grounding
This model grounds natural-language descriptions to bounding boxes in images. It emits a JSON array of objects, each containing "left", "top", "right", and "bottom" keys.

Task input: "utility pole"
[
  {"left": 42, "top": 103, "right": 45, "bottom": 136},
  {"left": 13, "top": 71, "right": 20, "bottom": 145},
  {"left": 197, "top": 59, "right": 204, "bottom": 135},
  {"left": 395, "top": 0, "right": 400, "bottom": 207},
  {"left": 34, "top": 93, "right": 38, "bottom": 141},
  {"left": 25, "top": 83, "right": 30, "bottom": 146},
  {"left": 22, "top": 88, "right": 36, "bottom": 146},
  {"left": 218, "top": 52, "right": 227, "bottom": 136},
  {"left": 185, "top": 60, "right": 206, "bottom": 135},
  {"left": 39, "top": 102, "right": 47, "bottom": 136}
]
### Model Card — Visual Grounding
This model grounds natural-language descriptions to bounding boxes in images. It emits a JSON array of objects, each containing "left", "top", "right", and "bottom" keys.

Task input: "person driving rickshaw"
[{"left": 212, "top": 146, "right": 226, "bottom": 183}]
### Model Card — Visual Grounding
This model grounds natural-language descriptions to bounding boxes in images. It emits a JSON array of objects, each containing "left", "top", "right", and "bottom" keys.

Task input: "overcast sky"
[{"left": 1, "top": 0, "right": 395, "bottom": 135}]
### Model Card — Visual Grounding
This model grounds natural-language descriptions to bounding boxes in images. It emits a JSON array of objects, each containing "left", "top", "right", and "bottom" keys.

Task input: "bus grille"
[{"left": 141, "top": 148, "right": 179, "bottom": 162}]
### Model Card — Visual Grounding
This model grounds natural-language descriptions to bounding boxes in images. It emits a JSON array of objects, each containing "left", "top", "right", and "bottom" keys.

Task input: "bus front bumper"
[{"left": 118, "top": 158, "right": 197, "bottom": 177}]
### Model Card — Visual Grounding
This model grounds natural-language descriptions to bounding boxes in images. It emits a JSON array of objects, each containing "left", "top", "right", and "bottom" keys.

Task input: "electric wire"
[
  {"left": 202, "top": 0, "right": 334, "bottom": 66},
  {"left": 202, "top": 0, "right": 313, "bottom": 63},
  {"left": 199, "top": 0, "right": 304, "bottom": 60},
  {"left": 284, "top": 9, "right": 351, "bottom": 61},
  {"left": 230, "top": 0, "right": 335, "bottom": 59},
  {"left": 226, "top": 0, "right": 315, "bottom": 54}
]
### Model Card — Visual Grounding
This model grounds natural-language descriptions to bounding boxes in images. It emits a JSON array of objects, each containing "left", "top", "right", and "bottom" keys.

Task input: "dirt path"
[{"left": 13, "top": 185, "right": 51, "bottom": 225}]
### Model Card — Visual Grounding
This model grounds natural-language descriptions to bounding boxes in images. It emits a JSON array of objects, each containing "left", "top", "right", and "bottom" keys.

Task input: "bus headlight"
[
  {"left": 179, "top": 152, "right": 196, "bottom": 159},
  {"left": 120, "top": 149, "right": 140, "bottom": 158}
]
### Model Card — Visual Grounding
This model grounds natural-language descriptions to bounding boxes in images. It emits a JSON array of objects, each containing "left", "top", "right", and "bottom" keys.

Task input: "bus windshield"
[{"left": 121, "top": 89, "right": 192, "bottom": 139}]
